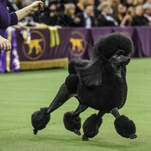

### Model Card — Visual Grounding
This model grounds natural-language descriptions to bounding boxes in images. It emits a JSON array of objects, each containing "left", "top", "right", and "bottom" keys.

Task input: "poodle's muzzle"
[{"left": 111, "top": 55, "right": 130, "bottom": 66}]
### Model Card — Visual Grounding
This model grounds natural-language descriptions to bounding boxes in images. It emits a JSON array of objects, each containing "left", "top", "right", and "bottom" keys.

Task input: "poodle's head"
[{"left": 93, "top": 33, "right": 134, "bottom": 66}]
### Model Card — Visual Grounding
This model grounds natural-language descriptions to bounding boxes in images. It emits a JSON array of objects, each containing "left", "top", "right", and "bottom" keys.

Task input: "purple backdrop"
[{"left": 0, "top": 26, "right": 151, "bottom": 73}]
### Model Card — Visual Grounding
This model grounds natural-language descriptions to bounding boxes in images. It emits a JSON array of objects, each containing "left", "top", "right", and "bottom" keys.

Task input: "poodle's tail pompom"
[
  {"left": 114, "top": 115, "right": 137, "bottom": 139},
  {"left": 63, "top": 111, "right": 81, "bottom": 135},
  {"left": 31, "top": 107, "right": 50, "bottom": 135}
]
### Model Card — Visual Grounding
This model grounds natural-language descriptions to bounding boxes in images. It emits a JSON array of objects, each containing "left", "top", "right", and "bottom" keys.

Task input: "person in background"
[
  {"left": 113, "top": 3, "right": 127, "bottom": 25},
  {"left": 97, "top": 2, "right": 118, "bottom": 26},
  {"left": 133, "top": 0, "right": 145, "bottom": 6},
  {"left": 120, "top": 6, "right": 135, "bottom": 26},
  {"left": 0, "top": 0, "right": 44, "bottom": 52},
  {"left": 132, "top": 5, "right": 148, "bottom": 26},
  {"left": 75, "top": 0, "right": 88, "bottom": 14},
  {"left": 122, "top": 0, "right": 134, "bottom": 8},
  {"left": 75, "top": 4, "right": 96, "bottom": 28},
  {"left": 145, "top": 0, "right": 151, "bottom": 6},
  {"left": 59, "top": 3, "right": 80, "bottom": 26},
  {"left": 40, "top": 2, "right": 60, "bottom": 26},
  {"left": 143, "top": 4, "right": 151, "bottom": 26}
]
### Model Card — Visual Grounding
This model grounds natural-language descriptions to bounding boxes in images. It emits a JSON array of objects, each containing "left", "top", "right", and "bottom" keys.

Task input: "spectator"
[
  {"left": 133, "top": 0, "right": 145, "bottom": 6},
  {"left": 75, "top": 0, "right": 88, "bottom": 14},
  {"left": 143, "top": 4, "right": 151, "bottom": 26},
  {"left": 97, "top": 2, "right": 118, "bottom": 26},
  {"left": 59, "top": 3, "right": 80, "bottom": 26},
  {"left": 40, "top": 2, "right": 60, "bottom": 26},
  {"left": 120, "top": 6, "right": 135, "bottom": 26},
  {"left": 123, "top": 0, "right": 134, "bottom": 8},
  {"left": 145, "top": 0, "right": 151, "bottom": 6},
  {"left": 132, "top": 5, "right": 148, "bottom": 26},
  {"left": 75, "top": 4, "right": 96, "bottom": 28},
  {"left": 113, "top": 3, "right": 127, "bottom": 25}
]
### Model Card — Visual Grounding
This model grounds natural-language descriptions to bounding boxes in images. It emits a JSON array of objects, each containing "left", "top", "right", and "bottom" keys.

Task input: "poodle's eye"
[{"left": 116, "top": 49, "right": 125, "bottom": 56}]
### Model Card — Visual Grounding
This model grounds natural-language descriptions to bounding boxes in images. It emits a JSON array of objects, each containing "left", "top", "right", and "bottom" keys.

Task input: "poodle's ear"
[{"left": 76, "top": 60, "right": 103, "bottom": 87}]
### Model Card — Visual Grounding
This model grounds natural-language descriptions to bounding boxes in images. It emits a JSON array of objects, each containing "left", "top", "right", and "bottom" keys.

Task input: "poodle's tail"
[{"left": 110, "top": 107, "right": 137, "bottom": 139}]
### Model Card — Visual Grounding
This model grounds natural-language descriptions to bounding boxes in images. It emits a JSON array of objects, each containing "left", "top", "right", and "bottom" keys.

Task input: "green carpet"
[{"left": 0, "top": 58, "right": 151, "bottom": 151}]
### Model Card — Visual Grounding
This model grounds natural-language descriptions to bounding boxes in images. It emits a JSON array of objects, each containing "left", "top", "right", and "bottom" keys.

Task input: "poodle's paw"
[
  {"left": 114, "top": 115, "right": 137, "bottom": 139},
  {"left": 74, "top": 129, "right": 81, "bottom": 136},
  {"left": 129, "top": 134, "right": 137, "bottom": 139},
  {"left": 82, "top": 135, "right": 89, "bottom": 141},
  {"left": 31, "top": 107, "right": 50, "bottom": 135},
  {"left": 83, "top": 114, "right": 103, "bottom": 139},
  {"left": 63, "top": 111, "right": 81, "bottom": 135}
]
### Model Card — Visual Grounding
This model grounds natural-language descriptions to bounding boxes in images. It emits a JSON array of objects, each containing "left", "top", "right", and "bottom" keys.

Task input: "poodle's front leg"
[
  {"left": 31, "top": 83, "right": 76, "bottom": 135},
  {"left": 82, "top": 111, "right": 105, "bottom": 141},
  {"left": 63, "top": 104, "right": 88, "bottom": 135},
  {"left": 110, "top": 107, "right": 137, "bottom": 139}
]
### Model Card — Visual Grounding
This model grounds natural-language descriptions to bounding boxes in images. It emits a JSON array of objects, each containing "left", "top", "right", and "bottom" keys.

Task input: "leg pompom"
[
  {"left": 63, "top": 111, "right": 81, "bottom": 135},
  {"left": 82, "top": 114, "right": 103, "bottom": 141},
  {"left": 114, "top": 115, "right": 137, "bottom": 139},
  {"left": 31, "top": 107, "right": 50, "bottom": 135}
]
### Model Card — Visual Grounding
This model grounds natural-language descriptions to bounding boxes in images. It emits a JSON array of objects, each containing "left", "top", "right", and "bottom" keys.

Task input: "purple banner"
[{"left": 1, "top": 26, "right": 151, "bottom": 72}]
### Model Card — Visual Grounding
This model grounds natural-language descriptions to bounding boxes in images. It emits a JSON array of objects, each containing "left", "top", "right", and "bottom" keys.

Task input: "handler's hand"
[
  {"left": 0, "top": 36, "right": 11, "bottom": 52},
  {"left": 29, "top": 1, "right": 44, "bottom": 13}
]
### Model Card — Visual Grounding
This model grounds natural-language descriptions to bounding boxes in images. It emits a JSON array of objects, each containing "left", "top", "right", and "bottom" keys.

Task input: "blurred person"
[
  {"left": 14, "top": 0, "right": 24, "bottom": 9},
  {"left": 95, "top": 0, "right": 113, "bottom": 18},
  {"left": 62, "top": 0, "right": 78, "bottom": 4},
  {"left": 143, "top": 4, "right": 151, "bottom": 25},
  {"left": 97, "top": 2, "right": 118, "bottom": 26},
  {"left": 0, "top": 0, "right": 44, "bottom": 52},
  {"left": 7, "top": 0, "right": 24, "bottom": 12},
  {"left": 6, "top": 0, "right": 19, "bottom": 12},
  {"left": 112, "top": 0, "right": 120, "bottom": 7},
  {"left": 75, "top": 4, "right": 96, "bottom": 28},
  {"left": 145, "top": 0, "right": 151, "bottom": 5},
  {"left": 132, "top": 5, "right": 148, "bottom": 26},
  {"left": 133, "top": 0, "right": 145, "bottom": 6},
  {"left": 75, "top": 0, "right": 88, "bottom": 14},
  {"left": 123, "top": 0, "right": 134, "bottom": 8},
  {"left": 40, "top": 2, "right": 60, "bottom": 26},
  {"left": 87, "top": 0, "right": 94, "bottom": 5},
  {"left": 120, "top": 6, "right": 135, "bottom": 26},
  {"left": 113, "top": 3, "right": 127, "bottom": 25},
  {"left": 59, "top": 3, "right": 80, "bottom": 26}
]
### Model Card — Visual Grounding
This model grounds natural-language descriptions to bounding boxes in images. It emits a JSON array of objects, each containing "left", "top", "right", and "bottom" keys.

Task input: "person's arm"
[
  {"left": 15, "top": 1, "right": 44, "bottom": 21},
  {"left": 0, "top": 35, "right": 11, "bottom": 51}
]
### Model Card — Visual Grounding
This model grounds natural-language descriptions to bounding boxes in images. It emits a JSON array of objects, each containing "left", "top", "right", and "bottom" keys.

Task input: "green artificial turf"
[{"left": 0, "top": 58, "right": 151, "bottom": 151}]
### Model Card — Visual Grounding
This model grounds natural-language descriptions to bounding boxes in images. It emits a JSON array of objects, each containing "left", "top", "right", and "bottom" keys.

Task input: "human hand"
[
  {"left": 74, "top": 17, "right": 81, "bottom": 24},
  {"left": 27, "top": 1, "right": 44, "bottom": 14},
  {"left": 0, "top": 36, "right": 11, "bottom": 52}
]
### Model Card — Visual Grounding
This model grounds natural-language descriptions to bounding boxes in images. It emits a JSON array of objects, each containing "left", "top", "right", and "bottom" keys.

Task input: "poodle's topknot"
[{"left": 93, "top": 33, "right": 134, "bottom": 59}]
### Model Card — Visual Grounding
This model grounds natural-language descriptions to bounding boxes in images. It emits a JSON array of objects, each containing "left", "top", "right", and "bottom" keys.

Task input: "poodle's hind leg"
[
  {"left": 110, "top": 107, "right": 137, "bottom": 139},
  {"left": 63, "top": 104, "right": 88, "bottom": 136},
  {"left": 31, "top": 82, "right": 76, "bottom": 135},
  {"left": 82, "top": 111, "right": 105, "bottom": 141}
]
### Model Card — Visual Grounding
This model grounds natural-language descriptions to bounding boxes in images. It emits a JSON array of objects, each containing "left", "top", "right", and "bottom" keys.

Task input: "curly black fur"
[
  {"left": 114, "top": 115, "right": 136, "bottom": 139},
  {"left": 31, "top": 107, "right": 50, "bottom": 135},
  {"left": 65, "top": 74, "right": 79, "bottom": 93},
  {"left": 63, "top": 112, "right": 81, "bottom": 135},
  {"left": 31, "top": 33, "right": 137, "bottom": 140},
  {"left": 82, "top": 114, "right": 103, "bottom": 140},
  {"left": 93, "top": 33, "right": 134, "bottom": 59}
]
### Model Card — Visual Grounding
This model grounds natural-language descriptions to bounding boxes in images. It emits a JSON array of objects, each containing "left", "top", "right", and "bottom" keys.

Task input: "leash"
[{"left": 37, "top": 1, "right": 111, "bottom": 63}]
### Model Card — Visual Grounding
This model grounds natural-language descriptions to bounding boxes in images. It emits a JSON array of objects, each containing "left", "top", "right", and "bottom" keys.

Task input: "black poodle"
[{"left": 31, "top": 33, "right": 137, "bottom": 140}]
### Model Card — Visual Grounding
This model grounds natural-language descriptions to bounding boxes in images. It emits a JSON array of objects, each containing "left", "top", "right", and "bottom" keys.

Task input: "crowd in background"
[{"left": 6, "top": 0, "right": 151, "bottom": 27}]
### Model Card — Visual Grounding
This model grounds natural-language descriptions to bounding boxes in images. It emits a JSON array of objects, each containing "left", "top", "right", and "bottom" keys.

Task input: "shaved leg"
[{"left": 47, "top": 83, "right": 75, "bottom": 114}]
